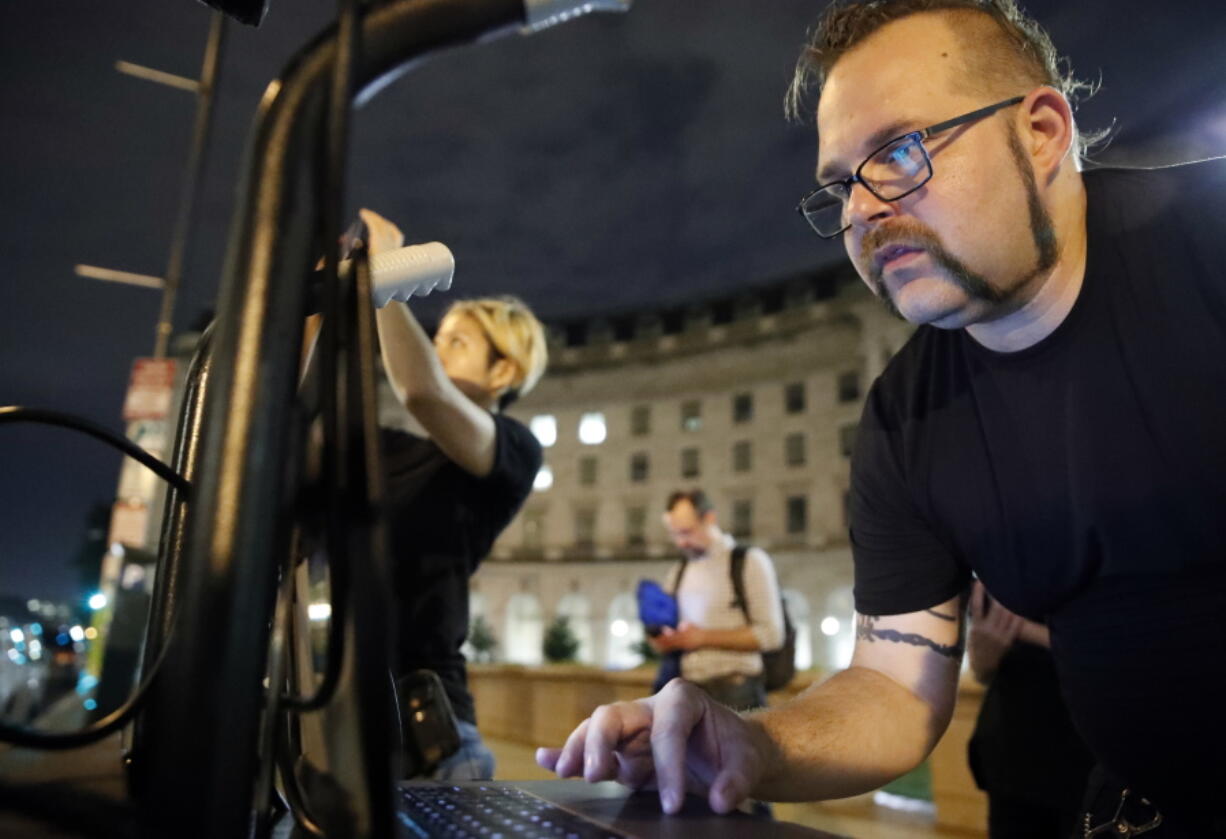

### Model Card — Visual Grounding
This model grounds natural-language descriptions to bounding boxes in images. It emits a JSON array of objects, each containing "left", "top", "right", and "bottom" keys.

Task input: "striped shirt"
[{"left": 663, "top": 534, "right": 785, "bottom": 683}]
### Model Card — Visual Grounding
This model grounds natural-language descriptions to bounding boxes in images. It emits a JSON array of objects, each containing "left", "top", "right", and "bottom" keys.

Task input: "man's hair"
[
  {"left": 785, "top": 0, "right": 1104, "bottom": 158},
  {"left": 444, "top": 295, "right": 548, "bottom": 407},
  {"left": 666, "top": 489, "right": 715, "bottom": 517}
]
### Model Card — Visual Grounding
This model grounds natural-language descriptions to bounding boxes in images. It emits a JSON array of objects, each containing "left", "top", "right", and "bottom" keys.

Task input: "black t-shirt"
[
  {"left": 381, "top": 414, "right": 540, "bottom": 724},
  {"left": 850, "top": 158, "right": 1226, "bottom": 825}
]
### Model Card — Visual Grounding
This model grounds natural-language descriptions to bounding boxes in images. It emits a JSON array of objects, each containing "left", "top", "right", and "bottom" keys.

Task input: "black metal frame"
[{"left": 130, "top": 2, "right": 525, "bottom": 837}]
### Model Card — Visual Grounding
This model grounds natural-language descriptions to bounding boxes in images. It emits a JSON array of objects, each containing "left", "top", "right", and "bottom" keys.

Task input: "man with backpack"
[{"left": 649, "top": 489, "right": 790, "bottom": 710}]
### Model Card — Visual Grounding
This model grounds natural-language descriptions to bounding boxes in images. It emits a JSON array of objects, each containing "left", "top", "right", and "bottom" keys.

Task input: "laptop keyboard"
[{"left": 397, "top": 784, "right": 628, "bottom": 839}]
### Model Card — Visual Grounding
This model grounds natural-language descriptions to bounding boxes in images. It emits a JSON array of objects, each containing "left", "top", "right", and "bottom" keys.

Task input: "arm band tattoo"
[{"left": 857, "top": 614, "right": 963, "bottom": 660}]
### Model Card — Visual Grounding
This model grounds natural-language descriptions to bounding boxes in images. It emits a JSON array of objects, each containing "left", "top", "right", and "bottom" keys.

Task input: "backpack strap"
[
  {"left": 670, "top": 556, "right": 689, "bottom": 599},
  {"left": 729, "top": 544, "right": 752, "bottom": 624}
]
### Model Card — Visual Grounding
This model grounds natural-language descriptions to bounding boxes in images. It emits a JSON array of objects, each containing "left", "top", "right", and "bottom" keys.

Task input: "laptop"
[{"left": 396, "top": 779, "right": 841, "bottom": 838}]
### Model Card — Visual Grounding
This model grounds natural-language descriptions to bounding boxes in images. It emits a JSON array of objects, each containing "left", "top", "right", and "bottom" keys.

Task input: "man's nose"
[{"left": 845, "top": 181, "right": 897, "bottom": 229}]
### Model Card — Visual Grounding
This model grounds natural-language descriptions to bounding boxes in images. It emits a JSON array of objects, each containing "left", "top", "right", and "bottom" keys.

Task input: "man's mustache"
[{"left": 861, "top": 222, "right": 942, "bottom": 274}]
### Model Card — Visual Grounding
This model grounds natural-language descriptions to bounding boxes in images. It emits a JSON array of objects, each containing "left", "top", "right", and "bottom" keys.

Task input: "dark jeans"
[
  {"left": 694, "top": 674, "right": 767, "bottom": 711},
  {"left": 430, "top": 720, "right": 496, "bottom": 781}
]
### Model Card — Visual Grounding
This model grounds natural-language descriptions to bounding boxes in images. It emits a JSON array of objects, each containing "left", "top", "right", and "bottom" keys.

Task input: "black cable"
[
  {"left": 0, "top": 405, "right": 187, "bottom": 748},
  {"left": 0, "top": 406, "right": 190, "bottom": 495},
  {"left": 0, "top": 621, "right": 175, "bottom": 750}
]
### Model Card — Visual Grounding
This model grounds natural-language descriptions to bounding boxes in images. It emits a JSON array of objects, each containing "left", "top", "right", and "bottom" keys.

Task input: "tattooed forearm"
[{"left": 856, "top": 614, "right": 964, "bottom": 660}]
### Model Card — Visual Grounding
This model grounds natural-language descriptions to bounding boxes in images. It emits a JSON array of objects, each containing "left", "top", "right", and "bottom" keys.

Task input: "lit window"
[
  {"left": 578, "top": 412, "right": 607, "bottom": 445},
  {"left": 681, "top": 400, "right": 702, "bottom": 432},
  {"left": 533, "top": 465, "right": 554, "bottom": 491},
  {"left": 505, "top": 593, "right": 544, "bottom": 665},
  {"left": 530, "top": 415, "right": 557, "bottom": 447},
  {"left": 605, "top": 593, "right": 645, "bottom": 669}
]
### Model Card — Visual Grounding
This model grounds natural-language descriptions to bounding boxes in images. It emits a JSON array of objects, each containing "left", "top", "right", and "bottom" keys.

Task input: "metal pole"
[{"left": 152, "top": 12, "right": 226, "bottom": 359}]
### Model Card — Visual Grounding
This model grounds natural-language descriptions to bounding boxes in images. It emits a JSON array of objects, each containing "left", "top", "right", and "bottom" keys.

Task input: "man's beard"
[{"left": 860, "top": 128, "right": 1058, "bottom": 323}]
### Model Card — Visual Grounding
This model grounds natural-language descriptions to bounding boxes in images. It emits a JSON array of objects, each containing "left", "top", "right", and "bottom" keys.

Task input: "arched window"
[
  {"left": 822, "top": 585, "right": 855, "bottom": 671},
  {"left": 504, "top": 593, "right": 544, "bottom": 665},
  {"left": 781, "top": 588, "right": 812, "bottom": 671},
  {"left": 462, "top": 591, "right": 488, "bottom": 661},
  {"left": 604, "top": 592, "right": 644, "bottom": 670},
  {"left": 555, "top": 593, "right": 594, "bottom": 664}
]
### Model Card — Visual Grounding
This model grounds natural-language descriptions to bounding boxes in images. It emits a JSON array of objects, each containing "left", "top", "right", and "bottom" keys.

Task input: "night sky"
[{"left": 1, "top": 0, "right": 1222, "bottom": 605}]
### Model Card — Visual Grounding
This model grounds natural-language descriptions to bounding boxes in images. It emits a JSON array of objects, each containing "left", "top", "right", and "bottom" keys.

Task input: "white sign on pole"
[{"left": 122, "top": 358, "right": 178, "bottom": 422}]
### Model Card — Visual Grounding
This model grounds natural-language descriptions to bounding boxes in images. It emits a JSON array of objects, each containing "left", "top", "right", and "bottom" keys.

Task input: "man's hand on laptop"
[{"left": 534, "top": 678, "right": 767, "bottom": 815}]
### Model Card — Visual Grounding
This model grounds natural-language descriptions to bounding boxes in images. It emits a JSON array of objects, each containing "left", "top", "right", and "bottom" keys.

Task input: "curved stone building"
[{"left": 464, "top": 264, "right": 913, "bottom": 674}]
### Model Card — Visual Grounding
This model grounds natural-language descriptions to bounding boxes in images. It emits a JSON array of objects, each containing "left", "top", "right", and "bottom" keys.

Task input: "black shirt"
[
  {"left": 381, "top": 414, "right": 540, "bottom": 724},
  {"left": 849, "top": 158, "right": 1226, "bottom": 825}
]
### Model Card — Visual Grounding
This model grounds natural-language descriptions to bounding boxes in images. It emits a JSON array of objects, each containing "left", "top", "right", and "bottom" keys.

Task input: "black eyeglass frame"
[{"left": 796, "top": 95, "right": 1026, "bottom": 239}]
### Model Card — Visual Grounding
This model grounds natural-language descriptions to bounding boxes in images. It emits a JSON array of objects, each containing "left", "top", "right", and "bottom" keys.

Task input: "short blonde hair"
[{"left": 444, "top": 296, "right": 548, "bottom": 402}]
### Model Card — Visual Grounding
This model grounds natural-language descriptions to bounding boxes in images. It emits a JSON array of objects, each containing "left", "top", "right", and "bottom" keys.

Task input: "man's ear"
[
  {"left": 1017, "top": 85, "right": 1076, "bottom": 182},
  {"left": 488, "top": 357, "right": 520, "bottom": 395}
]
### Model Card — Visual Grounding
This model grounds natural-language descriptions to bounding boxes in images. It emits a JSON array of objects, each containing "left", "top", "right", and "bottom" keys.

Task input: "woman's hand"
[{"left": 358, "top": 207, "right": 405, "bottom": 255}]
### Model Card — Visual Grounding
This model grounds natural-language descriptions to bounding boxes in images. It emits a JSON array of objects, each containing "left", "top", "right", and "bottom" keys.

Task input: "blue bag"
[{"left": 635, "top": 578, "right": 678, "bottom": 633}]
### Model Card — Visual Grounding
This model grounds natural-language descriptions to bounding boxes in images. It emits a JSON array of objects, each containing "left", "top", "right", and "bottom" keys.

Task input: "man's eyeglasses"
[{"left": 796, "top": 95, "right": 1025, "bottom": 239}]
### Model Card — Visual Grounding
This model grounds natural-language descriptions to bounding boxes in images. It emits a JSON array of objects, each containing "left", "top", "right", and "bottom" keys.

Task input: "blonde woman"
[{"left": 362, "top": 209, "right": 546, "bottom": 780}]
